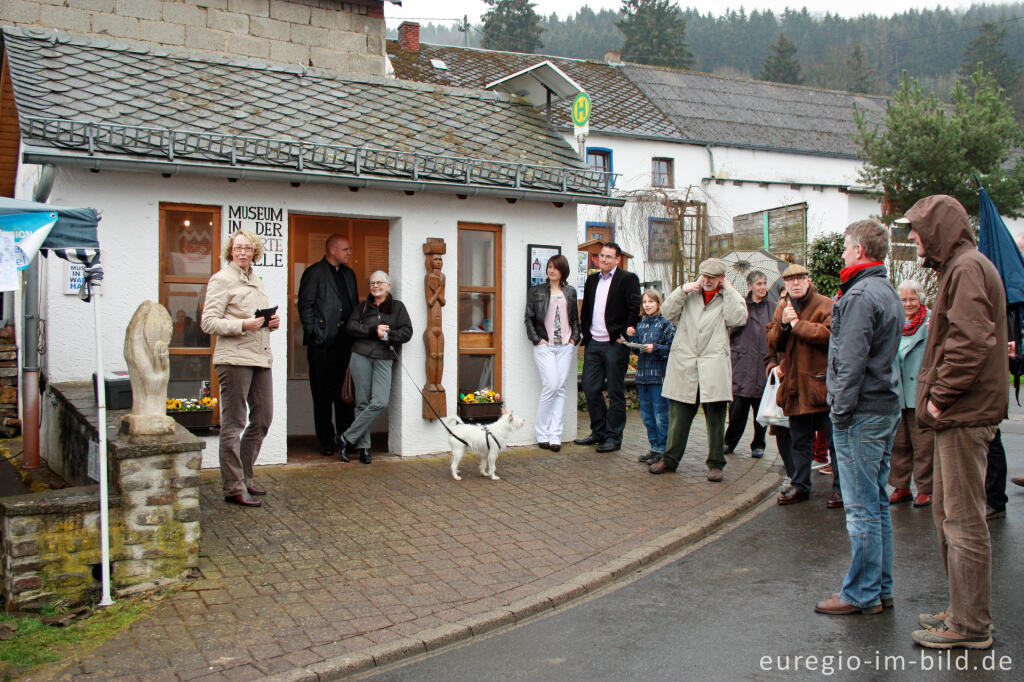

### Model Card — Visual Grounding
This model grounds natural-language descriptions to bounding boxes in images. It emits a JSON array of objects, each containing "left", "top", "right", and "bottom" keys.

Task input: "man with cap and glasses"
[
  {"left": 649, "top": 258, "right": 747, "bottom": 482},
  {"left": 766, "top": 263, "right": 842, "bottom": 506},
  {"left": 900, "top": 195, "right": 1006, "bottom": 650}
]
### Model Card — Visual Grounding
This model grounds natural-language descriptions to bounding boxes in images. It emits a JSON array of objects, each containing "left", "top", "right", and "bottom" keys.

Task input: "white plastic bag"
[{"left": 756, "top": 367, "right": 789, "bottom": 428}]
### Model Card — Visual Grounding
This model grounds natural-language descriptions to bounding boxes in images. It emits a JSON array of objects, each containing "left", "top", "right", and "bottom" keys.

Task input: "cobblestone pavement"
[{"left": 47, "top": 412, "right": 780, "bottom": 680}]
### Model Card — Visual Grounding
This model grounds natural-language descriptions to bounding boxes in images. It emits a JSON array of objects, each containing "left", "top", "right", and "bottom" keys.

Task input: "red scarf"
[
  {"left": 903, "top": 305, "right": 928, "bottom": 336},
  {"left": 702, "top": 286, "right": 720, "bottom": 305},
  {"left": 839, "top": 261, "right": 884, "bottom": 283}
]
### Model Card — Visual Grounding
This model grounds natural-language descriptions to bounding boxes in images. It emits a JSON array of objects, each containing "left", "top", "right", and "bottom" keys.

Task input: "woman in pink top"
[{"left": 524, "top": 255, "right": 581, "bottom": 451}]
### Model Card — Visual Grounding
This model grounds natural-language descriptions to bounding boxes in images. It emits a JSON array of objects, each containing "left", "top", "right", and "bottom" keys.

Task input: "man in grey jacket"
[{"left": 815, "top": 219, "right": 902, "bottom": 616}]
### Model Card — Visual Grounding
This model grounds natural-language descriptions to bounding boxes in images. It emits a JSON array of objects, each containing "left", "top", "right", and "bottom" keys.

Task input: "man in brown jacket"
[
  {"left": 902, "top": 195, "right": 1007, "bottom": 650},
  {"left": 766, "top": 264, "right": 841, "bottom": 506}
]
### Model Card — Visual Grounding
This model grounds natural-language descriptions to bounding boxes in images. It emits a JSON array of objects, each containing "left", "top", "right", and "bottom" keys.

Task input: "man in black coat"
[
  {"left": 575, "top": 242, "right": 642, "bottom": 452},
  {"left": 298, "top": 234, "right": 359, "bottom": 458}
]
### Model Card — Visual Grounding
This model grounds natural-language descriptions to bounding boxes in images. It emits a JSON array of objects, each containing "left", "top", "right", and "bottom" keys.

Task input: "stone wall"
[
  {"left": 0, "top": 326, "right": 18, "bottom": 438},
  {"left": 0, "top": 0, "right": 388, "bottom": 76},
  {"left": 0, "top": 382, "right": 204, "bottom": 609}
]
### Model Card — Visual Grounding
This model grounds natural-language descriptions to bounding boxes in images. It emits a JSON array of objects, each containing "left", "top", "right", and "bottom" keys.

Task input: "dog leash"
[{"left": 387, "top": 344, "right": 470, "bottom": 447}]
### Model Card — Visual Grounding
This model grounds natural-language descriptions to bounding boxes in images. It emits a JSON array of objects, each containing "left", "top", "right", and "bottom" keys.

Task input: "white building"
[
  {"left": 386, "top": 35, "right": 895, "bottom": 288},
  {"left": 1, "top": 15, "right": 620, "bottom": 466}
]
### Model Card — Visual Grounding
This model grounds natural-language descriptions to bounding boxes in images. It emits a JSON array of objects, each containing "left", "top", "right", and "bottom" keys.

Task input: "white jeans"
[{"left": 533, "top": 343, "right": 576, "bottom": 445}]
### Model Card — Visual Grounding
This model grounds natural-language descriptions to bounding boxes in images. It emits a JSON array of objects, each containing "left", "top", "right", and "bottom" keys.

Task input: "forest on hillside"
[{"left": 387, "top": 3, "right": 1024, "bottom": 95}]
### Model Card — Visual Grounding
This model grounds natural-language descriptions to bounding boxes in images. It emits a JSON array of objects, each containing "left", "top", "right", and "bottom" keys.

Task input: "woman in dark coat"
[
  {"left": 724, "top": 271, "right": 776, "bottom": 458},
  {"left": 339, "top": 271, "right": 413, "bottom": 463}
]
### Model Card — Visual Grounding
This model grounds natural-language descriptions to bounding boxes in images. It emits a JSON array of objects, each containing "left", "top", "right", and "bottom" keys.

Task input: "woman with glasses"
[
  {"left": 339, "top": 271, "right": 413, "bottom": 463},
  {"left": 201, "top": 230, "right": 280, "bottom": 507}
]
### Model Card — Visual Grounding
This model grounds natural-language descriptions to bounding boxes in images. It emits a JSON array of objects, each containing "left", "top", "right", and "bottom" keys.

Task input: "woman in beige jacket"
[{"left": 201, "top": 230, "right": 280, "bottom": 507}]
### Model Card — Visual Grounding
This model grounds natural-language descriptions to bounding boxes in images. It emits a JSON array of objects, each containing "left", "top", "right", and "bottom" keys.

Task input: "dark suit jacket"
[
  {"left": 297, "top": 257, "right": 358, "bottom": 347},
  {"left": 580, "top": 267, "right": 642, "bottom": 346}
]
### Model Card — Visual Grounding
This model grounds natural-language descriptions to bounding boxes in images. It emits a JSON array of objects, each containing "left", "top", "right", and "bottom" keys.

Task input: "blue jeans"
[
  {"left": 637, "top": 383, "right": 669, "bottom": 452},
  {"left": 832, "top": 413, "right": 899, "bottom": 609}
]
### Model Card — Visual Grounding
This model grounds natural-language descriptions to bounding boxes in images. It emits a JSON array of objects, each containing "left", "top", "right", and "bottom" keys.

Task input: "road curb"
[{"left": 264, "top": 461, "right": 780, "bottom": 681}]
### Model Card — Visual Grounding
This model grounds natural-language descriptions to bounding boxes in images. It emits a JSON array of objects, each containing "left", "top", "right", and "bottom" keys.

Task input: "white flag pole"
[{"left": 92, "top": 281, "right": 113, "bottom": 607}]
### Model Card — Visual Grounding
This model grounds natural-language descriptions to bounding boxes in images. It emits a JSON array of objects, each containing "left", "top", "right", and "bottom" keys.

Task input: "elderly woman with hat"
[{"left": 649, "top": 258, "right": 748, "bottom": 482}]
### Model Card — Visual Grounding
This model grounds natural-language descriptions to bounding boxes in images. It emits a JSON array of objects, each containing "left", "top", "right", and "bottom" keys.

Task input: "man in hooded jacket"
[{"left": 902, "top": 194, "right": 1007, "bottom": 650}]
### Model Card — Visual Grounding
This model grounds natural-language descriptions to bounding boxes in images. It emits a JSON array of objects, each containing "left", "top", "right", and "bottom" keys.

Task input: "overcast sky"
[{"left": 384, "top": 1, "right": 1014, "bottom": 26}]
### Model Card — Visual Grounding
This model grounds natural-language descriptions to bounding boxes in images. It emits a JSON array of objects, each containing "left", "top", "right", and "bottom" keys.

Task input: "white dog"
[{"left": 442, "top": 411, "right": 526, "bottom": 481}]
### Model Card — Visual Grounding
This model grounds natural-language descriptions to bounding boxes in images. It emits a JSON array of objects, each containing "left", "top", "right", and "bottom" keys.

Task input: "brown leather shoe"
[
  {"left": 247, "top": 485, "right": 267, "bottom": 496},
  {"left": 649, "top": 460, "right": 675, "bottom": 474},
  {"left": 538, "top": 442, "right": 551, "bottom": 450},
  {"left": 913, "top": 493, "right": 932, "bottom": 507},
  {"left": 826, "top": 491, "right": 844, "bottom": 508},
  {"left": 225, "top": 491, "right": 262, "bottom": 507},
  {"left": 777, "top": 487, "right": 809, "bottom": 505},
  {"left": 889, "top": 488, "right": 912, "bottom": 504},
  {"left": 814, "top": 594, "right": 882, "bottom": 615},
  {"left": 832, "top": 591, "right": 892, "bottom": 608},
  {"left": 1012, "top": 476, "right": 1024, "bottom": 487},
  {"left": 549, "top": 444, "right": 561, "bottom": 452}
]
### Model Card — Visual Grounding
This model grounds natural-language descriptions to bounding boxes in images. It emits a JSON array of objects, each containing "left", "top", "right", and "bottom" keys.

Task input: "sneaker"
[
  {"left": 751, "top": 448, "right": 765, "bottom": 459},
  {"left": 918, "top": 611, "right": 994, "bottom": 632},
  {"left": 638, "top": 450, "right": 662, "bottom": 463},
  {"left": 815, "top": 463, "right": 833, "bottom": 475},
  {"left": 913, "top": 493, "right": 932, "bottom": 507},
  {"left": 707, "top": 467, "right": 724, "bottom": 482},
  {"left": 889, "top": 488, "right": 913, "bottom": 504},
  {"left": 986, "top": 505, "right": 1006, "bottom": 520},
  {"left": 912, "top": 625, "right": 993, "bottom": 650}
]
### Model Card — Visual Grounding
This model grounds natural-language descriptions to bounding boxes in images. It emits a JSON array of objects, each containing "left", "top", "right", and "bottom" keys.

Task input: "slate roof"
[
  {"left": 623, "top": 65, "right": 889, "bottom": 159},
  {"left": 2, "top": 27, "right": 614, "bottom": 200},
  {"left": 386, "top": 42, "right": 683, "bottom": 139},
  {"left": 388, "top": 41, "right": 889, "bottom": 159}
]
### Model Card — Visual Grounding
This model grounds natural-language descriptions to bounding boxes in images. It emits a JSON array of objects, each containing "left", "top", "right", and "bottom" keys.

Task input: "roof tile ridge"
[{"left": 409, "top": 41, "right": 592, "bottom": 65}]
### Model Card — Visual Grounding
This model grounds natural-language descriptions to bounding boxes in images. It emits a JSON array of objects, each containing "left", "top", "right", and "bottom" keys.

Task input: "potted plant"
[
  {"left": 166, "top": 396, "right": 217, "bottom": 431},
  {"left": 456, "top": 388, "right": 503, "bottom": 423}
]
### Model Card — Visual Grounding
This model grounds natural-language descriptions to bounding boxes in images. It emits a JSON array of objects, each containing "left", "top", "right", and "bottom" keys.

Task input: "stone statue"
[
  {"left": 121, "top": 300, "right": 176, "bottom": 437},
  {"left": 422, "top": 239, "right": 447, "bottom": 419}
]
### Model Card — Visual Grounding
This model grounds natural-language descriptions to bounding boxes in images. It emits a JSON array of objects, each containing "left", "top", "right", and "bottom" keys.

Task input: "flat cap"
[
  {"left": 781, "top": 263, "right": 810, "bottom": 279},
  {"left": 698, "top": 258, "right": 726, "bottom": 277}
]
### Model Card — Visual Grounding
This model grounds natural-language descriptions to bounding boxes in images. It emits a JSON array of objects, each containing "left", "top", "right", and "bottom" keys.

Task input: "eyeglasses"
[
  {"left": 231, "top": 245, "right": 254, "bottom": 253},
  {"left": 369, "top": 280, "right": 388, "bottom": 287}
]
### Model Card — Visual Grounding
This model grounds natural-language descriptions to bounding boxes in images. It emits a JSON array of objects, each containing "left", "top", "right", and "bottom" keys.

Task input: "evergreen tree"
[
  {"left": 481, "top": 0, "right": 544, "bottom": 53},
  {"left": 807, "top": 233, "right": 845, "bottom": 298},
  {"left": 759, "top": 33, "right": 803, "bottom": 84},
  {"left": 616, "top": 0, "right": 695, "bottom": 70},
  {"left": 855, "top": 69, "right": 1024, "bottom": 219},
  {"left": 958, "top": 21, "right": 1024, "bottom": 121},
  {"left": 845, "top": 44, "right": 878, "bottom": 93}
]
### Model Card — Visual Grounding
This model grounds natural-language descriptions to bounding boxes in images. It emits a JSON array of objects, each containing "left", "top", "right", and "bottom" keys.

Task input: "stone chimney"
[
  {"left": 604, "top": 50, "right": 622, "bottom": 64},
  {"left": 398, "top": 21, "right": 420, "bottom": 51}
]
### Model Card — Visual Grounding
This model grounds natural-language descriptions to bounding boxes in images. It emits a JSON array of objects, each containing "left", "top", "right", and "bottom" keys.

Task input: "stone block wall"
[
  {"left": 0, "top": 326, "right": 19, "bottom": 438},
  {"left": 0, "top": 0, "right": 388, "bottom": 76},
  {"left": 0, "top": 382, "right": 204, "bottom": 609}
]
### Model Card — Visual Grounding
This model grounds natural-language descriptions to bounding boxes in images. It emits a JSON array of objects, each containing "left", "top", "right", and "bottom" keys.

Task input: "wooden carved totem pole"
[{"left": 422, "top": 238, "right": 446, "bottom": 418}]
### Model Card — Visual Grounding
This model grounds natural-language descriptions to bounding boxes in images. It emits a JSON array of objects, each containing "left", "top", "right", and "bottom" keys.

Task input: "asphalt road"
[{"left": 364, "top": 417, "right": 1024, "bottom": 681}]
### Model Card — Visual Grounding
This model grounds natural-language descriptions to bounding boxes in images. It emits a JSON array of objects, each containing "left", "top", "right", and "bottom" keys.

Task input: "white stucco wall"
[
  {"left": 38, "top": 167, "right": 580, "bottom": 465},
  {"left": 566, "top": 132, "right": 884, "bottom": 282}
]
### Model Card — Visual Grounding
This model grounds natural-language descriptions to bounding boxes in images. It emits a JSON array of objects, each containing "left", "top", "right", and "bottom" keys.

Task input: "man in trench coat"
[{"left": 649, "top": 258, "right": 747, "bottom": 481}]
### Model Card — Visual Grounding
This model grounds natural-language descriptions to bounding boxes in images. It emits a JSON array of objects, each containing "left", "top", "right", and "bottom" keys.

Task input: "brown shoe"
[
  {"left": 913, "top": 493, "right": 932, "bottom": 507},
  {"left": 1011, "top": 476, "right": 1024, "bottom": 487},
  {"left": 889, "top": 488, "right": 912, "bottom": 504},
  {"left": 225, "top": 491, "right": 262, "bottom": 507},
  {"left": 246, "top": 485, "right": 267, "bottom": 496},
  {"left": 549, "top": 444, "right": 561, "bottom": 452},
  {"left": 707, "top": 467, "right": 724, "bottom": 482},
  {"left": 814, "top": 594, "right": 882, "bottom": 615},
  {"left": 826, "top": 491, "right": 844, "bottom": 509},
  {"left": 777, "top": 487, "right": 809, "bottom": 505},
  {"left": 649, "top": 460, "right": 675, "bottom": 475},
  {"left": 538, "top": 442, "right": 551, "bottom": 450}
]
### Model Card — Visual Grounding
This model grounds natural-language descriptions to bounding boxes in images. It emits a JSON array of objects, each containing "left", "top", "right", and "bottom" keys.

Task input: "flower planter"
[
  {"left": 167, "top": 409, "right": 215, "bottom": 431},
  {"left": 456, "top": 401, "right": 503, "bottom": 424}
]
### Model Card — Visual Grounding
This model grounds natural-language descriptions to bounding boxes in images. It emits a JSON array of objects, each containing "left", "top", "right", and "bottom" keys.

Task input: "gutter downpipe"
[
  {"left": 705, "top": 145, "right": 715, "bottom": 181},
  {"left": 21, "top": 165, "right": 55, "bottom": 469}
]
